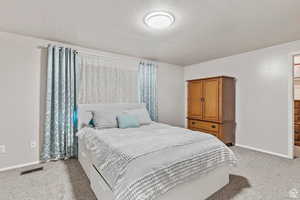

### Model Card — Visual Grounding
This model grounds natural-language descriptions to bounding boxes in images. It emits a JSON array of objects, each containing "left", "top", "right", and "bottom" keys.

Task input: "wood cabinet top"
[{"left": 187, "top": 76, "right": 235, "bottom": 82}]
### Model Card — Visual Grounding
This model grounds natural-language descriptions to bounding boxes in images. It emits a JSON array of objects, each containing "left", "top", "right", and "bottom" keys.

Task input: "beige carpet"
[{"left": 1, "top": 147, "right": 300, "bottom": 200}]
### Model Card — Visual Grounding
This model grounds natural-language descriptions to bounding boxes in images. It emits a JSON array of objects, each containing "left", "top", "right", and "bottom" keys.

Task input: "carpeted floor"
[{"left": 1, "top": 146, "right": 300, "bottom": 200}]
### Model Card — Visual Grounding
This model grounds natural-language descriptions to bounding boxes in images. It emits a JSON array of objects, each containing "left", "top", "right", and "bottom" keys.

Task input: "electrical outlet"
[
  {"left": 0, "top": 145, "right": 6, "bottom": 153},
  {"left": 30, "top": 141, "right": 36, "bottom": 149}
]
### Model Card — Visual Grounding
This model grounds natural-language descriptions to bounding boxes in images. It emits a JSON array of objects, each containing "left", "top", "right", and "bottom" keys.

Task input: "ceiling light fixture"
[{"left": 144, "top": 11, "right": 175, "bottom": 29}]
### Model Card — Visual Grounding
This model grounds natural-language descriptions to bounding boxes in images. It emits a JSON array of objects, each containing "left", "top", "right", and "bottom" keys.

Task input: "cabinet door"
[
  {"left": 188, "top": 81, "right": 203, "bottom": 119},
  {"left": 203, "top": 78, "right": 219, "bottom": 121}
]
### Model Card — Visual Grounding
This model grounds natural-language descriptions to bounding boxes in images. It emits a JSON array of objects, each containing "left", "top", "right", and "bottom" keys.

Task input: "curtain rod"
[
  {"left": 38, "top": 45, "right": 139, "bottom": 62},
  {"left": 38, "top": 45, "right": 157, "bottom": 64}
]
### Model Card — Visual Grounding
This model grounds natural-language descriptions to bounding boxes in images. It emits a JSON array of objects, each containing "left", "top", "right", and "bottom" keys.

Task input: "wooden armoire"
[{"left": 187, "top": 76, "right": 236, "bottom": 145}]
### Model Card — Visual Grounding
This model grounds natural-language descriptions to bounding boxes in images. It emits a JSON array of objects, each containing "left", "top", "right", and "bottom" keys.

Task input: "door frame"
[{"left": 288, "top": 52, "right": 300, "bottom": 159}]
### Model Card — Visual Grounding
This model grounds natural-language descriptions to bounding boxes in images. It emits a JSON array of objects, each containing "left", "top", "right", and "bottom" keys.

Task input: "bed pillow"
[
  {"left": 117, "top": 114, "right": 140, "bottom": 129},
  {"left": 88, "top": 117, "right": 95, "bottom": 128},
  {"left": 123, "top": 108, "right": 152, "bottom": 125},
  {"left": 80, "top": 111, "right": 94, "bottom": 128},
  {"left": 93, "top": 110, "right": 121, "bottom": 129}
]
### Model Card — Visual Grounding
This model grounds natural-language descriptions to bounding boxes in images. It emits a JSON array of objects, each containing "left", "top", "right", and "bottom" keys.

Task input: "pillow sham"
[
  {"left": 117, "top": 114, "right": 140, "bottom": 129},
  {"left": 123, "top": 108, "right": 152, "bottom": 125},
  {"left": 93, "top": 110, "right": 121, "bottom": 129}
]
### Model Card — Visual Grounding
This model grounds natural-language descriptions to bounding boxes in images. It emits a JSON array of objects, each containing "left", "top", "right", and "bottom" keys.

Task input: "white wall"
[
  {"left": 0, "top": 32, "right": 42, "bottom": 170},
  {"left": 184, "top": 40, "right": 300, "bottom": 158},
  {"left": 157, "top": 64, "right": 185, "bottom": 126},
  {"left": 0, "top": 31, "right": 184, "bottom": 170}
]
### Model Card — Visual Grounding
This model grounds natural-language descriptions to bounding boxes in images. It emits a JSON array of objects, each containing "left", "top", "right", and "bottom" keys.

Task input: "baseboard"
[
  {"left": 235, "top": 144, "right": 292, "bottom": 159},
  {"left": 0, "top": 161, "right": 40, "bottom": 172}
]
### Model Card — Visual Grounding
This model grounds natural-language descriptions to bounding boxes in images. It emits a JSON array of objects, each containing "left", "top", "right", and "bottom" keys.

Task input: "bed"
[{"left": 77, "top": 103, "right": 236, "bottom": 200}]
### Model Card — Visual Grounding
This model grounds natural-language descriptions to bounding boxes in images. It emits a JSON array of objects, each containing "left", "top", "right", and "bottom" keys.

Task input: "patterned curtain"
[
  {"left": 138, "top": 61, "right": 158, "bottom": 121},
  {"left": 41, "top": 45, "right": 78, "bottom": 161}
]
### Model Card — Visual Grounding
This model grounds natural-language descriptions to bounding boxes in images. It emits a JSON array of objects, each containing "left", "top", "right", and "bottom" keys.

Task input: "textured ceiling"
[{"left": 0, "top": 0, "right": 300, "bottom": 66}]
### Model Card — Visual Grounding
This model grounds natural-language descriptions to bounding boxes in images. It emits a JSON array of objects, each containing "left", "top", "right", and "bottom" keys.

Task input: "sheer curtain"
[
  {"left": 77, "top": 54, "right": 138, "bottom": 104},
  {"left": 138, "top": 61, "right": 158, "bottom": 121},
  {"left": 41, "top": 45, "right": 78, "bottom": 161}
]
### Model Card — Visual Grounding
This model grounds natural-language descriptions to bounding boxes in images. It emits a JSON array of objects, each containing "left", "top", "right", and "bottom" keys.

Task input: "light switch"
[{"left": 30, "top": 141, "right": 37, "bottom": 149}]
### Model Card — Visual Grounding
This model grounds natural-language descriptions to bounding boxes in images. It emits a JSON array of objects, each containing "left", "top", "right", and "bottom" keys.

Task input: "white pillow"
[
  {"left": 93, "top": 110, "right": 121, "bottom": 129},
  {"left": 123, "top": 108, "right": 152, "bottom": 125}
]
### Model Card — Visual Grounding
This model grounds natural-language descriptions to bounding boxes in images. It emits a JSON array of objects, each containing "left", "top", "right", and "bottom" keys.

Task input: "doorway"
[{"left": 293, "top": 55, "right": 300, "bottom": 157}]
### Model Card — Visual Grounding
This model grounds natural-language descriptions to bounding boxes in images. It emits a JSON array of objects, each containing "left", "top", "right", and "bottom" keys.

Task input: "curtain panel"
[
  {"left": 41, "top": 45, "right": 78, "bottom": 161},
  {"left": 138, "top": 61, "right": 158, "bottom": 121},
  {"left": 77, "top": 54, "right": 138, "bottom": 104}
]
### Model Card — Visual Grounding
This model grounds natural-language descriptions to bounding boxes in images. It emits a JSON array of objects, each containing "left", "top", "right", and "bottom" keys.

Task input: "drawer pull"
[
  {"left": 211, "top": 125, "right": 216, "bottom": 128},
  {"left": 191, "top": 122, "right": 196, "bottom": 125}
]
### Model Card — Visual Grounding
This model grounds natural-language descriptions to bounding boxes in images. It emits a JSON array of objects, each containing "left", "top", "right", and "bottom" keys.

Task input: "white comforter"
[{"left": 77, "top": 123, "right": 236, "bottom": 200}]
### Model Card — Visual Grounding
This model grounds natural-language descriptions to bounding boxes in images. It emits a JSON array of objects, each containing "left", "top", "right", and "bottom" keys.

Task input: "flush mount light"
[{"left": 144, "top": 11, "right": 175, "bottom": 29}]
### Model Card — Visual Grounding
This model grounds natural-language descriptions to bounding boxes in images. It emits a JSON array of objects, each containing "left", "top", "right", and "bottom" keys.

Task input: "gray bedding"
[{"left": 77, "top": 122, "right": 236, "bottom": 200}]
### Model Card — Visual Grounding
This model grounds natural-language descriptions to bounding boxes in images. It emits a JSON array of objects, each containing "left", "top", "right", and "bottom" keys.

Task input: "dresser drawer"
[
  {"left": 191, "top": 128, "right": 218, "bottom": 137},
  {"left": 188, "top": 120, "right": 219, "bottom": 133}
]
